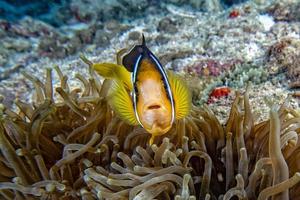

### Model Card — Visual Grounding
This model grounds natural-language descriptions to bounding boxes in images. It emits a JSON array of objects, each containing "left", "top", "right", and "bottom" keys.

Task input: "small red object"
[
  {"left": 207, "top": 86, "right": 231, "bottom": 104},
  {"left": 229, "top": 10, "right": 240, "bottom": 18}
]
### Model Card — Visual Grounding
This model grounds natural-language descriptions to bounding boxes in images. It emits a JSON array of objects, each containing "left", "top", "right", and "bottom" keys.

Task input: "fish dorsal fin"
[
  {"left": 108, "top": 80, "right": 138, "bottom": 125},
  {"left": 167, "top": 70, "right": 191, "bottom": 119},
  {"left": 93, "top": 62, "right": 132, "bottom": 91},
  {"left": 122, "top": 35, "right": 147, "bottom": 72}
]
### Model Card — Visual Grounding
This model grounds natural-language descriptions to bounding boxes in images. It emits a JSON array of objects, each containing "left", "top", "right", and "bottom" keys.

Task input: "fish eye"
[
  {"left": 134, "top": 85, "right": 139, "bottom": 95},
  {"left": 161, "top": 79, "right": 168, "bottom": 90}
]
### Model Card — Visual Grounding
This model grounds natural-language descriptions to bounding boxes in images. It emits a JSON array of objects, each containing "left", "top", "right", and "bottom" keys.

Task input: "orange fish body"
[{"left": 135, "top": 59, "right": 173, "bottom": 136}]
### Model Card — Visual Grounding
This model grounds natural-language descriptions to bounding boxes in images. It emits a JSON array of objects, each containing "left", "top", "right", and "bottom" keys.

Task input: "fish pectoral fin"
[
  {"left": 108, "top": 80, "right": 138, "bottom": 125},
  {"left": 167, "top": 70, "right": 191, "bottom": 119},
  {"left": 93, "top": 63, "right": 132, "bottom": 90}
]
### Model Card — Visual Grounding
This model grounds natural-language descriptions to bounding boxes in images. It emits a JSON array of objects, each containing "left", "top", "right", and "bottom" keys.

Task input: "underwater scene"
[{"left": 1, "top": 0, "right": 300, "bottom": 199}]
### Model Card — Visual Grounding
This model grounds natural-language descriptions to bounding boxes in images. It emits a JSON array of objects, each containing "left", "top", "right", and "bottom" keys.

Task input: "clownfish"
[{"left": 82, "top": 35, "right": 191, "bottom": 144}]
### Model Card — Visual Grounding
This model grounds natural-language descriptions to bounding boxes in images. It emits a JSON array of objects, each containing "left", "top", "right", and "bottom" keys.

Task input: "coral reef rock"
[{"left": 266, "top": 37, "right": 300, "bottom": 83}]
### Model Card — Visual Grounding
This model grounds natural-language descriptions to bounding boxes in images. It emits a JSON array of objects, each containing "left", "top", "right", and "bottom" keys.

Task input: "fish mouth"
[
  {"left": 139, "top": 103, "right": 172, "bottom": 135},
  {"left": 147, "top": 104, "right": 161, "bottom": 110}
]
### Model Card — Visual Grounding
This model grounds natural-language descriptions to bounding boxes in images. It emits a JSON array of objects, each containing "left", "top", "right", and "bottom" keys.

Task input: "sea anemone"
[{"left": 0, "top": 60, "right": 299, "bottom": 199}]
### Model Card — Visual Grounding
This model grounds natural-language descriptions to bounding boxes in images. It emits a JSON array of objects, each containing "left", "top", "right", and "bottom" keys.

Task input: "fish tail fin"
[
  {"left": 80, "top": 55, "right": 132, "bottom": 90},
  {"left": 108, "top": 80, "right": 138, "bottom": 125},
  {"left": 167, "top": 70, "right": 191, "bottom": 119},
  {"left": 92, "top": 62, "right": 121, "bottom": 78},
  {"left": 94, "top": 63, "right": 132, "bottom": 90},
  {"left": 149, "top": 135, "right": 155, "bottom": 145}
]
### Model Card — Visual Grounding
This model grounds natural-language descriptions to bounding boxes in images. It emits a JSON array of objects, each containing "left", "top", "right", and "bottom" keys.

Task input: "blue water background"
[{"left": 0, "top": 0, "right": 247, "bottom": 26}]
